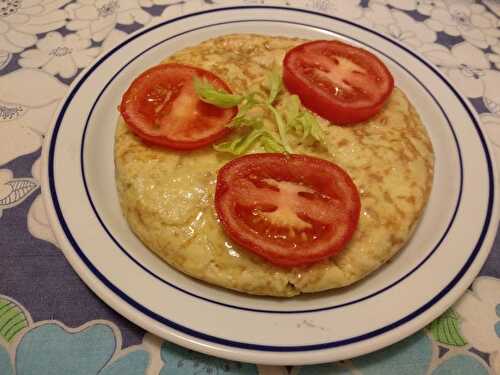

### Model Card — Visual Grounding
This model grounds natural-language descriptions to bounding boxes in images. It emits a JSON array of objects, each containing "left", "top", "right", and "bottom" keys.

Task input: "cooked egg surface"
[{"left": 114, "top": 34, "right": 434, "bottom": 297}]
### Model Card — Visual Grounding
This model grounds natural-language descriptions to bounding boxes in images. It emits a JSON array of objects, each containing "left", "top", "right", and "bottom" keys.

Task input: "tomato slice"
[
  {"left": 120, "top": 63, "right": 237, "bottom": 150},
  {"left": 215, "top": 153, "right": 361, "bottom": 267},
  {"left": 283, "top": 40, "right": 394, "bottom": 125}
]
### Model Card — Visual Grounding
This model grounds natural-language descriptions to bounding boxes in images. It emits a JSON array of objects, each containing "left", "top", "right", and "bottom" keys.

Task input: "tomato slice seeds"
[
  {"left": 283, "top": 40, "right": 394, "bottom": 125},
  {"left": 120, "top": 63, "right": 237, "bottom": 150},
  {"left": 215, "top": 153, "right": 361, "bottom": 267}
]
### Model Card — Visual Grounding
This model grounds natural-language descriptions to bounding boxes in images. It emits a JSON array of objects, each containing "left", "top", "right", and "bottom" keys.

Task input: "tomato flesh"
[
  {"left": 283, "top": 40, "right": 394, "bottom": 125},
  {"left": 215, "top": 153, "right": 361, "bottom": 267},
  {"left": 120, "top": 63, "right": 237, "bottom": 150}
]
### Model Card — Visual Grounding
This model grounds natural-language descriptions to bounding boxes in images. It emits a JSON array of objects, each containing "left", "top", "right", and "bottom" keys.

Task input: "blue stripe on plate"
[
  {"left": 48, "top": 6, "right": 494, "bottom": 352},
  {"left": 80, "top": 19, "right": 463, "bottom": 313}
]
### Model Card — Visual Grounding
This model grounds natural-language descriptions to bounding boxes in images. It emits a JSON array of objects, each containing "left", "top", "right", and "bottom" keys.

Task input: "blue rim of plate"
[
  {"left": 47, "top": 6, "right": 495, "bottom": 352},
  {"left": 81, "top": 19, "right": 463, "bottom": 314}
]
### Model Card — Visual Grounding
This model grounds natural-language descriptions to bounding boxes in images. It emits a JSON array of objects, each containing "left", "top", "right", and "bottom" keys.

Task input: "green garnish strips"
[
  {"left": 215, "top": 114, "right": 285, "bottom": 155},
  {"left": 214, "top": 128, "right": 285, "bottom": 155},
  {"left": 267, "top": 105, "right": 293, "bottom": 153},
  {"left": 283, "top": 95, "right": 327, "bottom": 145},
  {"left": 193, "top": 70, "right": 327, "bottom": 155},
  {"left": 266, "top": 67, "right": 282, "bottom": 104},
  {"left": 193, "top": 77, "right": 243, "bottom": 108}
]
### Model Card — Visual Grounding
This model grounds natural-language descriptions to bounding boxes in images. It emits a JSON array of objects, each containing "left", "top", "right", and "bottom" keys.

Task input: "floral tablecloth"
[{"left": 1, "top": 0, "right": 500, "bottom": 374}]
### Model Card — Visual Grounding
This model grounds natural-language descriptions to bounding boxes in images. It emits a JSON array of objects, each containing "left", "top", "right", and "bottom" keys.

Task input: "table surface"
[{"left": 1, "top": 0, "right": 500, "bottom": 374}]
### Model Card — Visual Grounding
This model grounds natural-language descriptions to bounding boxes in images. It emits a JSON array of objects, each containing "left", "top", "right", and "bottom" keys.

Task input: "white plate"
[{"left": 42, "top": 6, "right": 499, "bottom": 365}]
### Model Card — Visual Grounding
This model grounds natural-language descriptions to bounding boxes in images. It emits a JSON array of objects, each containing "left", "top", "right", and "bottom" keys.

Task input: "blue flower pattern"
[
  {"left": 299, "top": 330, "right": 489, "bottom": 375},
  {"left": 432, "top": 355, "right": 489, "bottom": 375},
  {"left": 160, "top": 342, "right": 258, "bottom": 375},
  {"left": 0, "top": 323, "right": 149, "bottom": 375},
  {"left": 0, "top": 318, "right": 490, "bottom": 374},
  {"left": 0, "top": 344, "right": 12, "bottom": 375}
]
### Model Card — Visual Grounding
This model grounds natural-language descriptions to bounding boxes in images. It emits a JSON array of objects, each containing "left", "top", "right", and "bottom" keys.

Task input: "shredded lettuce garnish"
[
  {"left": 214, "top": 128, "right": 264, "bottom": 155},
  {"left": 260, "top": 133, "right": 286, "bottom": 152},
  {"left": 284, "top": 95, "right": 326, "bottom": 145},
  {"left": 307, "top": 112, "right": 327, "bottom": 144},
  {"left": 283, "top": 94, "right": 301, "bottom": 123},
  {"left": 231, "top": 92, "right": 266, "bottom": 127},
  {"left": 193, "top": 69, "right": 327, "bottom": 155},
  {"left": 266, "top": 104, "right": 293, "bottom": 153},
  {"left": 266, "top": 67, "right": 282, "bottom": 104},
  {"left": 193, "top": 77, "right": 243, "bottom": 108}
]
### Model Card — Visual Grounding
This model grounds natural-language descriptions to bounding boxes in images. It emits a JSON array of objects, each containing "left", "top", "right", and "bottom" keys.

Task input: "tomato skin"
[
  {"left": 120, "top": 63, "right": 237, "bottom": 150},
  {"left": 283, "top": 40, "right": 394, "bottom": 125},
  {"left": 215, "top": 153, "right": 361, "bottom": 268}
]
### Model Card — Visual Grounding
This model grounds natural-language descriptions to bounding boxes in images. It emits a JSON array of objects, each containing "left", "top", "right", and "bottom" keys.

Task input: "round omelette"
[{"left": 114, "top": 34, "right": 434, "bottom": 297}]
